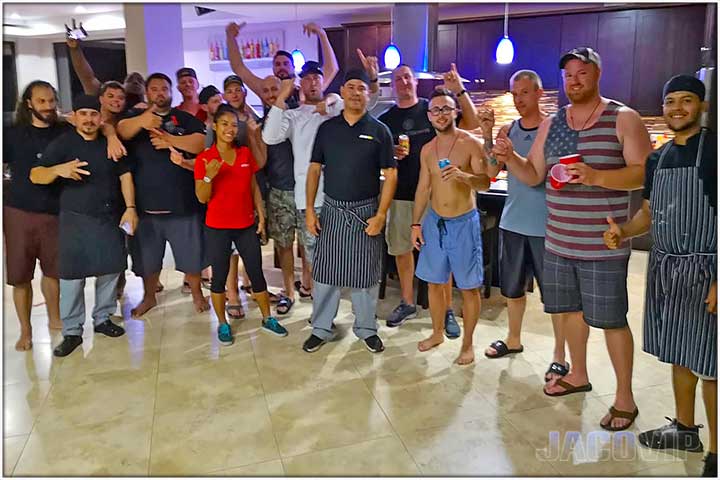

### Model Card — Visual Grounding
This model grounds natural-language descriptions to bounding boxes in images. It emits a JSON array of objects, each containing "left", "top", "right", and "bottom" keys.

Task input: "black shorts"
[
  {"left": 499, "top": 229, "right": 545, "bottom": 300},
  {"left": 128, "top": 213, "right": 206, "bottom": 277},
  {"left": 543, "top": 250, "right": 629, "bottom": 329}
]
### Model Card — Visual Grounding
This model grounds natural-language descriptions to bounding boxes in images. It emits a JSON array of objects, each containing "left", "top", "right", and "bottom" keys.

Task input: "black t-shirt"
[
  {"left": 643, "top": 130, "right": 717, "bottom": 212},
  {"left": 311, "top": 111, "right": 396, "bottom": 202},
  {"left": 121, "top": 108, "right": 205, "bottom": 214},
  {"left": 3, "top": 122, "right": 73, "bottom": 214},
  {"left": 260, "top": 110, "right": 294, "bottom": 191},
  {"left": 37, "top": 130, "right": 130, "bottom": 217}
]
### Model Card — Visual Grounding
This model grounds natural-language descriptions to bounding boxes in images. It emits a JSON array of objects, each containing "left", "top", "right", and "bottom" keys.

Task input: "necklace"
[
  {"left": 435, "top": 131, "right": 461, "bottom": 162},
  {"left": 569, "top": 98, "right": 602, "bottom": 131}
]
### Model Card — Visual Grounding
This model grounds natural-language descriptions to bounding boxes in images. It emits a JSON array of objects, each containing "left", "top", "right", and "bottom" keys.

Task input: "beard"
[
  {"left": 566, "top": 85, "right": 597, "bottom": 104},
  {"left": 433, "top": 122, "right": 453, "bottom": 133},
  {"left": 31, "top": 108, "right": 57, "bottom": 124},
  {"left": 151, "top": 96, "right": 171, "bottom": 110},
  {"left": 667, "top": 116, "right": 701, "bottom": 132}
]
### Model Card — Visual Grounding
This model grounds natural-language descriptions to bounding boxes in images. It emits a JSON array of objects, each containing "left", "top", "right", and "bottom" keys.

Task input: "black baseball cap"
[
  {"left": 559, "top": 47, "right": 602, "bottom": 69},
  {"left": 299, "top": 61, "right": 323, "bottom": 78},
  {"left": 343, "top": 68, "right": 370, "bottom": 85},
  {"left": 176, "top": 67, "right": 197, "bottom": 80},
  {"left": 223, "top": 75, "right": 244, "bottom": 90},
  {"left": 199, "top": 85, "right": 221, "bottom": 104},
  {"left": 72, "top": 94, "right": 101, "bottom": 112}
]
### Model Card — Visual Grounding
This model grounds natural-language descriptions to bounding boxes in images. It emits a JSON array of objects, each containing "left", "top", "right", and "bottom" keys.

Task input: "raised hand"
[
  {"left": 66, "top": 37, "right": 79, "bottom": 49},
  {"left": 56, "top": 159, "right": 90, "bottom": 181},
  {"left": 478, "top": 107, "right": 495, "bottom": 138},
  {"left": 442, "top": 63, "right": 464, "bottom": 95},
  {"left": 492, "top": 135, "right": 514, "bottom": 165},
  {"left": 204, "top": 158, "right": 223, "bottom": 180},
  {"left": 279, "top": 78, "right": 296, "bottom": 99},
  {"left": 356, "top": 48, "right": 379, "bottom": 80},
  {"left": 603, "top": 216, "right": 624, "bottom": 249},
  {"left": 140, "top": 104, "right": 162, "bottom": 130},
  {"left": 303, "top": 22, "right": 323, "bottom": 37},
  {"left": 226, "top": 21, "right": 245, "bottom": 38}
]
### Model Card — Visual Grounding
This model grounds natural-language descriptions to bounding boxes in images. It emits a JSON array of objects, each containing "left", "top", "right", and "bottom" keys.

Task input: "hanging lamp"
[{"left": 495, "top": 3, "right": 515, "bottom": 65}]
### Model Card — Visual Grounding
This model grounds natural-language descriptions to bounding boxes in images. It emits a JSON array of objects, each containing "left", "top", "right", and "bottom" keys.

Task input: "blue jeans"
[{"left": 60, "top": 273, "right": 120, "bottom": 336}]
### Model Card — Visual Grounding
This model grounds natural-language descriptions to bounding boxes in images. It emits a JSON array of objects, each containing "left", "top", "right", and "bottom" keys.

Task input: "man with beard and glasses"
[
  {"left": 493, "top": 47, "right": 652, "bottom": 431},
  {"left": 3, "top": 81, "right": 72, "bottom": 350},
  {"left": 226, "top": 21, "right": 339, "bottom": 109},
  {"left": 302, "top": 69, "right": 397, "bottom": 354},
  {"left": 263, "top": 53, "right": 380, "bottom": 299},
  {"left": 117, "top": 72, "right": 209, "bottom": 317},
  {"left": 411, "top": 89, "right": 491, "bottom": 365},
  {"left": 604, "top": 75, "right": 717, "bottom": 477},
  {"left": 30, "top": 94, "right": 137, "bottom": 358},
  {"left": 378, "top": 62, "right": 479, "bottom": 334},
  {"left": 176, "top": 67, "right": 207, "bottom": 123}
]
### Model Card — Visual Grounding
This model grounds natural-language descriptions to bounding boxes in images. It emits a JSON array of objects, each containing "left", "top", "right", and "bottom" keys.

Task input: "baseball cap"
[
  {"left": 559, "top": 47, "right": 602, "bottom": 69},
  {"left": 199, "top": 85, "right": 221, "bottom": 104},
  {"left": 72, "top": 93, "right": 101, "bottom": 112},
  {"left": 343, "top": 68, "right": 370, "bottom": 85},
  {"left": 176, "top": 67, "right": 198, "bottom": 80},
  {"left": 223, "top": 75, "right": 245, "bottom": 90},
  {"left": 299, "top": 61, "right": 323, "bottom": 78}
]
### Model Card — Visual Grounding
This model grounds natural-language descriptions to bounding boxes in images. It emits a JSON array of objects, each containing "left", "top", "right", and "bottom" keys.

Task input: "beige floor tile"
[
  {"left": 399, "top": 417, "right": 559, "bottom": 476},
  {"left": 3, "top": 435, "right": 28, "bottom": 476},
  {"left": 2, "top": 344, "right": 63, "bottom": 386},
  {"left": 155, "top": 352, "right": 263, "bottom": 413},
  {"left": 265, "top": 378, "right": 395, "bottom": 458},
  {"left": 3, "top": 381, "right": 52, "bottom": 437},
  {"left": 34, "top": 367, "right": 157, "bottom": 432},
  {"left": 14, "top": 416, "right": 152, "bottom": 475},
  {"left": 283, "top": 435, "right": 420, "bottom": 476},
  {"left": 52, "top": 337, "right": 160, "bottom": 381},
  {"left": 206, "top": 459, "right": 286, "bottom": 476},
  {"left": 149, "top": 394, "right": 279, "bottom": 475},
  {"left": 634, "top": 455, "right": 706, "bottom": 476}
]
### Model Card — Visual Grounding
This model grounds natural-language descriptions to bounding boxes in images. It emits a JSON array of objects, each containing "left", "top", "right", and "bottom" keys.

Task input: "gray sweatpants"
[
  {"left": 310, "top": 281, "right": 378, "bottom": 340},
  {"left": 60, "top": 273, "right": 120, "bottom": 336}
]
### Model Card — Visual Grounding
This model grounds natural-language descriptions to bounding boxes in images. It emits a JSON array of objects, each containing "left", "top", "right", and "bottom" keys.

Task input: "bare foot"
[
  {"left": 131, "top": 296, "right": 158, "bottom": 318},
  {"left": 418, "top": 333, "right": 444, "bottom": 352},
  {"left": 193, "top": 295, "right": 210, "bottom": 313},
  {"left": 48, "top": 318, "right": 63, "bottom": 330},
  {"left": 15, "top": 334, "right": 33, "bottom": 351},
  {"left": 455, "top": 345, "right": 475, "bottom": 365}
]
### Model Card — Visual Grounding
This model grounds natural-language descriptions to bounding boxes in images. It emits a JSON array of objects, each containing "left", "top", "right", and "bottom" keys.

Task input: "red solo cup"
[
  {"left": 559, "top": 154, "right": 582, "bottom": 165},
  {"left": 550, "top": 154, "right": 583, "bottom": 189}
]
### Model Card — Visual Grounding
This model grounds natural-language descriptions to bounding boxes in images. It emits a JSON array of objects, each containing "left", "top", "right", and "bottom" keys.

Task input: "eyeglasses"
[{"left": 429, "top": 106, "right": 456, "bottom": 116}]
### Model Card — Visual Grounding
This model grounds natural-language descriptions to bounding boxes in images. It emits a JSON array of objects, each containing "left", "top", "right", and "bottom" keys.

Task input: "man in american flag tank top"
[{"left": 493, "top": 47, "right": 653, "bottom": 431}]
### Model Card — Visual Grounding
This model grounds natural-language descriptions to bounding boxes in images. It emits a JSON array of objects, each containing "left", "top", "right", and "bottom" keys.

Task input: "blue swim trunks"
[{"left": 415, "top": 208, "right": 484, "bottom": 290}]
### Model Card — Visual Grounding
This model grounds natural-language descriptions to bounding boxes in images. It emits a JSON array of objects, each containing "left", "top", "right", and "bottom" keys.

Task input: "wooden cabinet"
[
  {"left": 457, "top": 19, "right": 507, "bottom": 89},
  {"left": 508, "top": 15, "right": 562, "bottom": 90},
  {"left": 597, "top": 10, "right": 637, "bottom": 106},
  {"left": 558, "top": 13, "right": 600, "bottom": 106},
  {"left": 435, "top": 24, "right": 457, "bottom": 72}
]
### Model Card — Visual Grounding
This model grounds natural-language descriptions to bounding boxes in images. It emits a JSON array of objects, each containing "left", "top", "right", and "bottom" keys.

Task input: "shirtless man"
[{"left": 411, "top": 89, "right": 491, "bottom": 365}]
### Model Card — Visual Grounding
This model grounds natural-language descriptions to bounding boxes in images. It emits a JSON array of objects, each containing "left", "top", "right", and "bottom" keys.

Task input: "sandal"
[
  {"left": 485, "top": 340, "right": 524, "bottom": 359},
  {"left": 294, "top": 280, "right": 312, "bottom": 298},
  {"left": 268, "top": 291, "right": 281, "bottom": 304},
  {"left": 543, "top": 378, "right": 593, "bottom": 397},
  {"left": 276, "top": 296, "right": 294, "bottom": 315},
  {"left": 544, "top": 361, "right": 570, "bottom": 382},
  {"left": 201, "top": 277, "right": 212, "bottom": 290},
  {"left": 226, "top": 304, "right": 245, "bottom": 319},
  {"left": 600, "top": 406, "right": 639, "bottom": 432}
]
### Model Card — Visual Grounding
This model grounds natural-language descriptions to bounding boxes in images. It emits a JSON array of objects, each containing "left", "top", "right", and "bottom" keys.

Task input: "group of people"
[{"left": 2, "top": 20, "right": 716, "bottom": 476}]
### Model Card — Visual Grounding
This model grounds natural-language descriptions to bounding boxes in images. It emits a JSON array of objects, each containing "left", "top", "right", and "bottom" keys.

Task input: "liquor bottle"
[
  {"left": 255, "top": 38, "right": 260, "bottom": 58},
  {"left": 209, "top": 40, "right": 215, "bottom": 61}
]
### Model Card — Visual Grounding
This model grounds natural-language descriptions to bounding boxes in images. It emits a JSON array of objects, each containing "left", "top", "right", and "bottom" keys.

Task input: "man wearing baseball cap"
[
  {"left": 30, "top": 94, "right": 138, "bottom": 357},
  {"left": 199, "top": 85, "right": 224, "bottom": 148},
  {"left": 603, "top": 74, "right": 716, "bottom": 476},
  {"left": 493, "top": 46, "right": 652, "bottom": 431},
  {"left": 176, "top": 67, "right": 207, "bottom": 123}
]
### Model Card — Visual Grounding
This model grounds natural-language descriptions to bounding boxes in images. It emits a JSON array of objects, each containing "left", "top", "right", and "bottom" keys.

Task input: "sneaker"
[
  {"left": 638, "top": 417, "right": 704, "bottom": 452},
  {"left": 386, "top": 301, "right": 417, "bottom": 328},
  {"left": 262, "top": 317, "right": 288, "bottom": 337},
  {"left": 702, "top": 452, "right": 717, "bottom": 477},
  {"left": 94, "top": 319, "right": 125, "bottom": 338},
  {"left": 444, "top": 310, "right": 461, "bottom": 339},
  {"left": 53, "top": 335, "right": 83, "bottom": 357},
  {"left": 364, "top": 335, "right": 385, "bottom": 353},
  {"left": 217, "top": 323, "right": 234, "bottom": 346},
  {"left": 303, "top": 334, "right": 327, "bottom": 352}
]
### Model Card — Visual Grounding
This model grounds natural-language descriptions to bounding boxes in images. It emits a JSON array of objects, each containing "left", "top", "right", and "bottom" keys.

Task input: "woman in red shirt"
[{"left": 195, "top": 104, "right": 288, "bottom": 345}]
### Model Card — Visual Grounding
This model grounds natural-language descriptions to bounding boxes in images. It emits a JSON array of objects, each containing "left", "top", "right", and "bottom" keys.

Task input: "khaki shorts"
[
  {"left": 386, "top": 200, "right": 415, "bottom": 256},
  {"left": 267, "top": 188, "right": 298, "bottom": 249}
]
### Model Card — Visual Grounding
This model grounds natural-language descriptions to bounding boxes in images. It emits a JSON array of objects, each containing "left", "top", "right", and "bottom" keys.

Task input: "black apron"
[
  {"left": 643, "top": 129, "right": 717, "bottom": 378},
  {"left": 59, "top": 210, "right": 127, "bottom": 280},
  {"left": 312, "top": 195, "right": 383, "bottom": 289}
]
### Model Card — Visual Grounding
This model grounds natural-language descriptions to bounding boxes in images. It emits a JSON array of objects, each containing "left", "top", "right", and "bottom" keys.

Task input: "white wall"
[
  {"left": 182, "top": 20, "right": 323, "bottom": 108},
  {"left": 13, "top": 37, "right": 59, "bottom": 94}
]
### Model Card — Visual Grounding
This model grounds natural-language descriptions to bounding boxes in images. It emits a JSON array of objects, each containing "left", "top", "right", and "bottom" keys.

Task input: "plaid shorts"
[{"left": 543, "top": 250, "right": 629, "bottom": 329}]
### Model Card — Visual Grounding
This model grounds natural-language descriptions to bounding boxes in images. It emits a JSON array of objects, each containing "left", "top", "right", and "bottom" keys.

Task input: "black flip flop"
[
  {"left": 545, "top": 361, "right": 570, "bottom": 382},
  {"left": 294, "top": 280, "right": 312, "bottom": 298},
  {"left": 543, "top": 378, "right": 593, "bottom": 397},
  {"left": 276, "top": 296, "right": 294, "bottom": 315},
  {"left": 484, "top": 340, "right": 524, "bottom": 359}
]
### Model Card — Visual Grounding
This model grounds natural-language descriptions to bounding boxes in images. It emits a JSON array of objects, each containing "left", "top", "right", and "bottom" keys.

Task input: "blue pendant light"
[
  {"left": 383, "top": 44, "right": 401, "bottom": 70},
  {"left": 495, "top": 3, "right": 515, "bottom": 65},
  {"left": 291, "top": 49, "right": 305, "bottom": 73}
]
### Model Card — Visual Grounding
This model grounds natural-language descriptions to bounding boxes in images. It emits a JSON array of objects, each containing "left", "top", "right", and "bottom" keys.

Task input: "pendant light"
[
  {"left": 495, "top": 3, "right": 515, "bottom": 65},
  {"left": 382, "top": 6, "right": 401, "bottom": 70},
  {"left": 291, "top": 5, "right": 304, "bottom": 73}
]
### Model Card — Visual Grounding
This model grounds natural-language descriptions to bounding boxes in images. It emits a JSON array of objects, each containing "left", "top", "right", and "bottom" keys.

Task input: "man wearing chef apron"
[
  {"left": 603, "top": 75, "right": 716, "bottom": 477},
  {"left": 302, "top": 69, "right": 398, "bottom": 354},
  {"left": 30, "top": 94, "right": 138, "bottom": 357}
]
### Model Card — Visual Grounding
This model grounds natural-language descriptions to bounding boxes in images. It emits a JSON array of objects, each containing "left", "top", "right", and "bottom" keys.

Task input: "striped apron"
[
  {"left": 312, "top": 195, "right": 383, "bottom": 289},
  {"left": 643, "top": 129, "right": 717, "bottom": 378}
]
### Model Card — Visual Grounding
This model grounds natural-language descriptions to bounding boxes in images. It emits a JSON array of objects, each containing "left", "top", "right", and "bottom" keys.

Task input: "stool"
[{"left": 479, "top": 209, "right": 498, "bottom": 299}]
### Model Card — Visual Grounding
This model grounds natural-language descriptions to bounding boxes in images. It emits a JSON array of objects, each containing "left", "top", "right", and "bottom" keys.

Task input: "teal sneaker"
[
  {"left": 262, "top": 316, "right": 288, "bottom": 337},
  {"left": 217, "top": 322, "right": 234, "bottom": 346}
]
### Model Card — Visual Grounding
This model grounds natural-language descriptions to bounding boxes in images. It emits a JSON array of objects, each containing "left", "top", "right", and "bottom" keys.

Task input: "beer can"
[{"left": 398, "top": 134, "right": 410, "bottom": 150}]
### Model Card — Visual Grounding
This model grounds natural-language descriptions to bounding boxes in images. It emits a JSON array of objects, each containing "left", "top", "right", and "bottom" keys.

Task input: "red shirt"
[{"left": 194, "top": 145, "right": 259, "bottom": 229}]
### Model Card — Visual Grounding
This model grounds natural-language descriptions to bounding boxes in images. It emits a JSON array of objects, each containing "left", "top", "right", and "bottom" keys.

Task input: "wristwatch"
[{"left": 203, "top": 176, "right": 212, "bottom": 183}]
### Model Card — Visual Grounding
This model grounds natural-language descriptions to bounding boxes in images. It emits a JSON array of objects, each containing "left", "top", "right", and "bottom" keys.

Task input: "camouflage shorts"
[{"left": 267, "top": 188, "right": 298, "bottom": 248}]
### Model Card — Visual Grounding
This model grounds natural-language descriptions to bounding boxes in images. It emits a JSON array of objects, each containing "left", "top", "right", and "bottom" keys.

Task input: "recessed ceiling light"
[{"left": 75, "top": 6, "right": 87, "bottom": 14}]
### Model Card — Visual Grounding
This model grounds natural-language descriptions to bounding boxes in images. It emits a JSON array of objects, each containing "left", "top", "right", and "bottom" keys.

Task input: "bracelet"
[
  {"left": 458, "top": 89, "right": 467, "bottom": 97},
  {"left": 126, "top": 206, "right": 136, "bottom": 209},
  {"left": 370, "top": 78, "right": 378, "bottom": 83},
  {"left": 411, "top": 223, "right": 422, "bottom": 228}
]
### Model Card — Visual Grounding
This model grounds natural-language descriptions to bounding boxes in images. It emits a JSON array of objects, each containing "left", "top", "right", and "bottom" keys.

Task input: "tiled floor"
[{"left": 2, "top": 247, "right": 710, "bottom": 476}]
